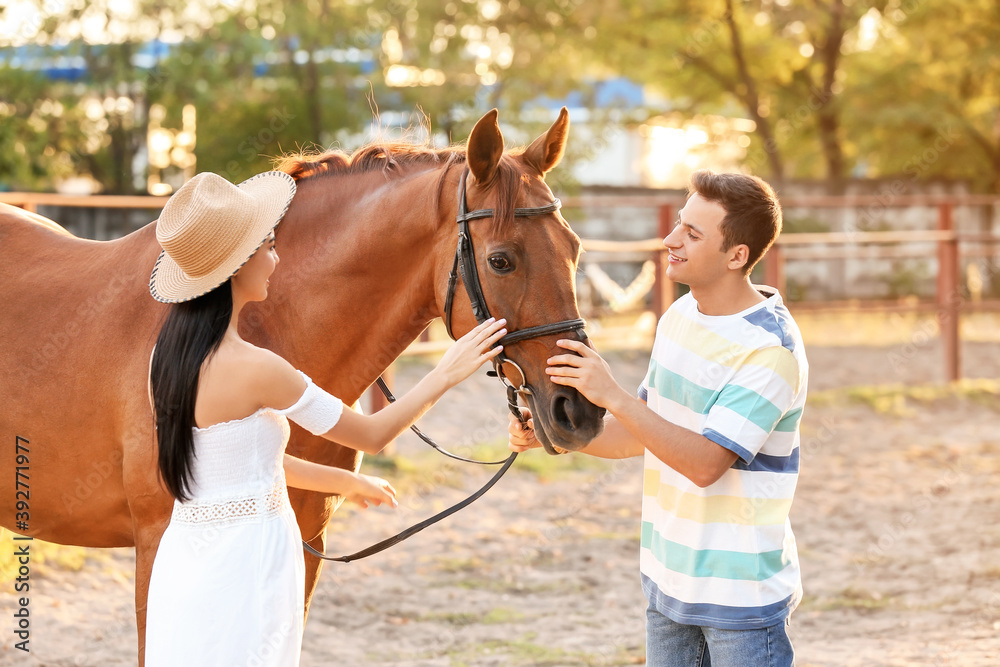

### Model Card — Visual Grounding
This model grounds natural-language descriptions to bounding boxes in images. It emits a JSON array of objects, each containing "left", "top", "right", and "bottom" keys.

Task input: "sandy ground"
[{"left": 3, "top": 323, "right": 1000, "bottom": 666}]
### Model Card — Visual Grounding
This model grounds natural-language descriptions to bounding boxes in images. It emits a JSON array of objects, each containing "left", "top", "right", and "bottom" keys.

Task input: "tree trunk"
[
  {"left": 723, "top": 0, "right": 784, "bottom": 183},
  {"left": 817, "top": 0, "right": 847, "bottom": 194}
]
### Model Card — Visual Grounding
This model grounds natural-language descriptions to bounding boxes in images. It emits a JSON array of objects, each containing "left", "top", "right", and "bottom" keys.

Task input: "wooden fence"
[
  {"left": 3, "top": 191, "right": 999, "bottom": 385},
  {"left": 568, "top": 194, "right": 1000, "bottom": 383}
]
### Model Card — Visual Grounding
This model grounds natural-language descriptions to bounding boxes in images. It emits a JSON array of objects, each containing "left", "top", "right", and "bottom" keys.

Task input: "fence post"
[
  {"left": 765, "top": 244, "right": 786, "bottom": 297},
  {"left": 653, "top": 204, "right": 675, "bottom": 318},
  {"left": 936, "top": 203, "right": 961, "bottom": 382},
  {"left": 15, "top": 197, "right": 38, "bottom": 214}
]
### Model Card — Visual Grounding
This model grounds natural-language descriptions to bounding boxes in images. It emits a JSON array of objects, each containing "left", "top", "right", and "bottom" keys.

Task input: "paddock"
[
  {"left": 2, "top": 307, "right": 999, "bottom": 665},
  {"left": 1, "top": 193, "right": 998, "bottom": 666}
]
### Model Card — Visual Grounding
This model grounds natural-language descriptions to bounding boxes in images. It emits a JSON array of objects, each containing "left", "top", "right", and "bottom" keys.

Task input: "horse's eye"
[{"left": 488, "top": 254, "right": 513, "bottom": 272}]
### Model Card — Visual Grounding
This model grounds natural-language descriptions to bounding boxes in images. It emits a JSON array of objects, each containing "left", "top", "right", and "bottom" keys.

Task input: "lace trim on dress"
[{"left": 171, "top": 477, "right": 290, "bottom": 526}]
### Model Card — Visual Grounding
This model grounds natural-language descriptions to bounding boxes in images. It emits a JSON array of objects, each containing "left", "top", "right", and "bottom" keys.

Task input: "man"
[{"left": 510, "top": 170, "right": 807, "bottom": 666}]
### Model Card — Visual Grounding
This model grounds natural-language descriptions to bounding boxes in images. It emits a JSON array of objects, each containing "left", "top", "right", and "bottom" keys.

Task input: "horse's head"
[{"left": 437, "top": 107, "right": 606, "bottom": 452}]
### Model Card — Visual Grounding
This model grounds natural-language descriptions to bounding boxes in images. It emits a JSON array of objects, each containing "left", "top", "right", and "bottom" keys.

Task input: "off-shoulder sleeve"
[{"left": 272, "top": 370, "right": 344, "bottom": 436}]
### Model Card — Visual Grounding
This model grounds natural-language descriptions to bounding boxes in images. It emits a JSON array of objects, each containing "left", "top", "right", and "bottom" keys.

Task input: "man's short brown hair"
[{"left": 689, "top": 170, "right": 782, "bottom": 275}]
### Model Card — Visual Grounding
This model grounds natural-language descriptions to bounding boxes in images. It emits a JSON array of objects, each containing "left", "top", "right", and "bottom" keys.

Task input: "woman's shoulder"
[
  {"left": 208, "top": 342, "right": 308, "bottom": 412},
  {"left": 242, "top": 344, "right": 309, "bottom": 412}
]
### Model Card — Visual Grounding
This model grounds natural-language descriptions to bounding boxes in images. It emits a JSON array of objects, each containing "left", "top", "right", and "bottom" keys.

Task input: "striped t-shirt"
[{"left": 638, "top": 285, "right": 808, "bottom": 630}]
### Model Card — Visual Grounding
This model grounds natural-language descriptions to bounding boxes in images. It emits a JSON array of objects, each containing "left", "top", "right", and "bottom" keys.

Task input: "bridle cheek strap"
[
  {"left": 304, "top": 165, "right": 587, "bottom": 563},
  {"left": 445, "top": 167, "right": 586, "bottom": 429}
]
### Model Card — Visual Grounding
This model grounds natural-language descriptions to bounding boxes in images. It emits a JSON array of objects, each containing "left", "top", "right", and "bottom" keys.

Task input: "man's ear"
[{"left": 727, "top": 244, "right": 751, "bottom": 272}]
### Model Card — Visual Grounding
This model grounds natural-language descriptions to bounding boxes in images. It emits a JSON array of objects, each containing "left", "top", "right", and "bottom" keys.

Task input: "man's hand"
[
  {"left": 508, "top": 408, "right": 540, "bottom": 452},
  {"left": 546, "top": 339, "right": 629, "bottom": 411}
]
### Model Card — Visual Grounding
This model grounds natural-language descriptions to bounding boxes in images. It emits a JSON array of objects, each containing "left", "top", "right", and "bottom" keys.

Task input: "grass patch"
[
  {"left": 358, "top": 447, "right": 498, "bottom": 494},
  {"left": 482, "top": 607, "right": 525, "bottom": 624},
  {"left": 0, "top": 529, "right": 111, "bottom": 580},
  {"left": 364, "top": 438, "right": 617, "bottom": 491},
  {"left": 801, "top": 587, "right": 895, "bottom": 612},
  {"left": 437, "top": 632, "right": 618, "bottom": 666},
  {"left": 453, "top": 576, "right": 585, "bottom": 595},
  {"left": 434, "top": 556, "right": 488, "bottom": 573},
  {"left": 506, "top": 442, "right": 615, "bottom": 481},
  {"left": 808, "top": 378, "right": 1000, "bottom": 415},
  {"left": 417, "top": 611, "right": 480, "bottom": 625}
]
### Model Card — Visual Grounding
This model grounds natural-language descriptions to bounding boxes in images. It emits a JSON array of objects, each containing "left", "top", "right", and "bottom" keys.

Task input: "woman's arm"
[
  {"left": 282, "top": 454, "right": 397, "bottom": 508},
  {"left": 323, "top": 370, "right": 449, "bottom": 454},
  {"left": 320, "top": 318, "right": 507, "bottom": 454},
  {"left": 259, "top": 318, "right": 507, "bottom": 455}
]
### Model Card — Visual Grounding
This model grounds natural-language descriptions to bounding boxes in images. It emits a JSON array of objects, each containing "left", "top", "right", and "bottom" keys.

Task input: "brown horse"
[{"left": 0, "top": 107, "right": 604, "bottom": 662}]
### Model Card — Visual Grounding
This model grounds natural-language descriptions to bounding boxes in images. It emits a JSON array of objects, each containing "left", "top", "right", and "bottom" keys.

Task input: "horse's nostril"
[{"left": 552, "top": 394, "right": 573, "bottom": 430}]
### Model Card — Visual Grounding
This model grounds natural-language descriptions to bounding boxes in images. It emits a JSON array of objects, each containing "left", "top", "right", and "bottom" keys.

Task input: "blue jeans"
[{"left": 645, "top": 603, "right": 794, "bottom": 667}]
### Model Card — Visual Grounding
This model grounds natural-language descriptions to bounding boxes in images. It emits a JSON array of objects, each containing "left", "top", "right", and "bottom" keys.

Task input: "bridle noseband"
[
  {"left": 443, "top": 167, "right": 586, "bottom": 438},
  {"left": 303, "top": 165, "right": 586, "bottom": 563}
]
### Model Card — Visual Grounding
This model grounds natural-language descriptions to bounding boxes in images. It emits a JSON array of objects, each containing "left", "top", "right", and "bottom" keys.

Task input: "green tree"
[
  {"left": 851, "top": 0, "right": 1000, "bottom": 191},
  {"left": 571, "top": 0, "right": 897, "bottom": 189}
]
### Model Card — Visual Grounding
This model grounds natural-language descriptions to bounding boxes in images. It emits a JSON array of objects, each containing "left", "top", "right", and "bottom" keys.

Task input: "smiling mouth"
[{"left": 668, "top": 253, "right": 687, "bottom": 263}]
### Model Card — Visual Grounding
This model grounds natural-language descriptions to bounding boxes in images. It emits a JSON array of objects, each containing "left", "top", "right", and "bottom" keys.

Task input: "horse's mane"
[{"left": 276, "top": 141, "right": 528, "bottom": 234}]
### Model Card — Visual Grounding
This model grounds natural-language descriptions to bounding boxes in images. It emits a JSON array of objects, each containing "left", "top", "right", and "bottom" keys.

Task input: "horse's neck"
[{"left": 256, "top": 168, "right": 451, "bottom": 404}]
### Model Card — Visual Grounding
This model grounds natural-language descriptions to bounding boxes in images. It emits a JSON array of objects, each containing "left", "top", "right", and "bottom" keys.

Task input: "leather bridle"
[
  {"left": 303, "top": 165, "right": 586, "bottom": 563},
  {"left": 443, "top": 167, "right": 587, "bottom": 440}
]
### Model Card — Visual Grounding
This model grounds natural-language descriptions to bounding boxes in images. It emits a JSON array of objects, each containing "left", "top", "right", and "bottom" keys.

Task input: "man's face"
[{"left": 662, "top": 192, "right": 739, "bottom": 287}]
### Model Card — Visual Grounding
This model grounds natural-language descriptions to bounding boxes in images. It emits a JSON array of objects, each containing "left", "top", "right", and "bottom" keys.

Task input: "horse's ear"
[
  {"left": 523, "top": 106, "right": 569, "bottom": 175},
  {"left": 467, "top": 109, "right": 504, "bottom": 185}
]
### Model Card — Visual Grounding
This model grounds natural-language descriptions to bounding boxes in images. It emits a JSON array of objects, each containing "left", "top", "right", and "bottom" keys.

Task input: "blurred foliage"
[
  {"left": 578, "top": 0, "right": 1000, "bottom": 191},
  {"left": 0, "top": 0, "right": 998, "bottom": 193},
  {"left": 0, "top": 530, "right": 109, "bottom": 579},
  {"left": 881, "top": 259, "right": 931, "bottom": 299},
  {"left": 851, "top": 0, "right": 1000, "bottom": 190},
  {"left": 808, "top": 378, "right": 1000, "bottom": 415}
]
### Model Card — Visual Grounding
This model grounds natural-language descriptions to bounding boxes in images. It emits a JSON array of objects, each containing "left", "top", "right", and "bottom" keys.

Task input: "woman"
[{"left": 144, "top": 171, "right": 506, "bottom": 665}]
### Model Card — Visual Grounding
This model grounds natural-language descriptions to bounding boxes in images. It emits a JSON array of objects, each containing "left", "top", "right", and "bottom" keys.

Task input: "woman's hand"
[
  {"left": 434, "top": 318, "right": 507, "bottom": 387},
  {"left": 343, "top": 473, "right": 398, "bottom": 509}
]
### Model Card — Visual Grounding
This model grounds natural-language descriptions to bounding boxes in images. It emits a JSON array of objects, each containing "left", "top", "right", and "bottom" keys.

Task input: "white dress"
[{"left": 145, "top": 369, "right": 344, "bottom": 667}]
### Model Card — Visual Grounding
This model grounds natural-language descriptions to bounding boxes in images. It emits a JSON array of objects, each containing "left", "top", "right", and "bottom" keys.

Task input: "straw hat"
[{"left": 148, "top": 171, "right": 296, "bottom": 303}]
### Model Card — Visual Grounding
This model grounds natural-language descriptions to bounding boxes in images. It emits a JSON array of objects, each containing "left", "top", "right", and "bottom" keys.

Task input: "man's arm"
[
  {"left": 603, "top": 391, "right": 737, "bottom": 487},
  {"left": 512, "top": 339, "right": 738, "bottom": 486},
  {"left": 510, "top": 410, "right": 643, "bottom": 459}
]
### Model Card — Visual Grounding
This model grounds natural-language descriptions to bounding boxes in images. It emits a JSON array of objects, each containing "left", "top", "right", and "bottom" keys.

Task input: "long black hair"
[{"left": 150, "top": 279, "right": 233, "bottom": 501}]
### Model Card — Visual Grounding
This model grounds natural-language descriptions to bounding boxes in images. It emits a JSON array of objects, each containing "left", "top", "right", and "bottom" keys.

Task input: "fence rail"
[
  {"left": 0, "top": 193, "right": 169, "bottom": 211},
  {"left": 4, "top": 191, "right": 999, "bottom": 384}
]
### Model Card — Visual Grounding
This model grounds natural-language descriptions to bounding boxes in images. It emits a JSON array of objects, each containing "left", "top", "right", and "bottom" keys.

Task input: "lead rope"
[
  {"left": 303, "top": 166, "right": 574, "bottom": 562},
  {"left": 301, "top": 362, "right": 527, "bottom": 563},
  {"left": 303, "top": 451, "right": 517, "bottom": 563},
  {"left": 375, "top": 376, "right": 509, "bottom": 466}
]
